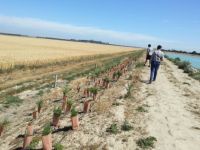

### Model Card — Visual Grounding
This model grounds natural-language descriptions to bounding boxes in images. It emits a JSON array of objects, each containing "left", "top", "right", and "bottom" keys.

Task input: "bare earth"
[
  {"left": 141, "top": 60, "right": 200, "bottom": 150},
  {"left": 0, "top": 57, "right": 145, "bottom": 150},
  {"left": 0, "top": 57, "right": 200, "bottom": 150}
]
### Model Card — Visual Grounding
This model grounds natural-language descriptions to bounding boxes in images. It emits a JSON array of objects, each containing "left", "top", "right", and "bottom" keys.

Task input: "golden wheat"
[{"left": 0, "top": 35, "right": 137, "bottom": 71}]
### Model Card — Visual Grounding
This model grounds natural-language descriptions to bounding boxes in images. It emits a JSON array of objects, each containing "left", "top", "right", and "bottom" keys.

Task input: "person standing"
[
  {"left": 144, "top": 44, "right": 153, "bottom": 67},
  {"left": 149, "top": 45, "right": 164, "bottom": 84}
]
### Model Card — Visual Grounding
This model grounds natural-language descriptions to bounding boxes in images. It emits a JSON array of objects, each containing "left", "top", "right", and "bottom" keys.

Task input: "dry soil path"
[{"left": 141, "top": 60, "right": 200, "bottom": 150}]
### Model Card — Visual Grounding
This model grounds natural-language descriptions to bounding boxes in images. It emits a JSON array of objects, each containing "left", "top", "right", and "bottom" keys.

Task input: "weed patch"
[
  {"left": 125, "top": 84, "right": 133, "bottom": 98},
  {"left": 136, "top": 136, "right": 157, "bottom": 149},
  {"left": 54, "top": 143, "right": 64, "bottom": 150},
  {"left": 182, "top": 82, "right": 190, "bottom": 85},
  {"left": 190, "top": 72, "right": 200, "bottom": 80},
  {"left": 37, "top": 90, "right": 44, "bottom": 96},
  {"left": 136, "top": 62, "right": 144, "bottom": 68},
  {"left": 121, "top": 120, "right": 133, "bottom": 131},
  {"left": 106, "top": 123, "right": 119, "bottom": 134},
  {"left": 3, "top": 96, "right": 23, "bottom": 108},
  {"left": 27, "top": 137, "right": 40, "bottom": 149},
  {"left": 112, "top": 102, "right": 120, "bottom": 106},
  {"left": 136, "top": 106, "right": 147, "bottom": 112}
]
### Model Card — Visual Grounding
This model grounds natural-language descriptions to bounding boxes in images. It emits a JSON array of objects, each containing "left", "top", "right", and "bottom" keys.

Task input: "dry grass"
[
  {"left": 95, "top": 99, "right": 113, "bottom": 114},
  {"left": 0, "top": 35, "right": 136, "bottom": 71},
  {"left": 132, "top": 69, "right": 142, "bottom": 83}
]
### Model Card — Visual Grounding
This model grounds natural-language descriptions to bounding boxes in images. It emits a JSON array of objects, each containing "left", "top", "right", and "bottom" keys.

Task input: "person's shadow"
[{"left": 140, "top": 79, "right": 150, "bottom": 84}]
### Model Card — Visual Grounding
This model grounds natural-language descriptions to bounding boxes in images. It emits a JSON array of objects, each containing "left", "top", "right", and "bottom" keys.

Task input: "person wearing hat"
[{"left": 149, "top": 45, "right": 164, "bottom": 84}]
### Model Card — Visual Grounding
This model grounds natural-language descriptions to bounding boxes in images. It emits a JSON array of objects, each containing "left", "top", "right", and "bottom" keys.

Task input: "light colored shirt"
[
  {"left": 151, "top": 49, "right": 164, "bottom": 62},
  {"left": 147, "top": 47, "right": 153, "bottom": 56}
]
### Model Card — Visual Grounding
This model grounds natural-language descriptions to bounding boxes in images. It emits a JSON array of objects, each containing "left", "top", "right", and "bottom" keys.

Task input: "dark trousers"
[{"left": 150, "top": 61, "right": 160, "bottom": 81}]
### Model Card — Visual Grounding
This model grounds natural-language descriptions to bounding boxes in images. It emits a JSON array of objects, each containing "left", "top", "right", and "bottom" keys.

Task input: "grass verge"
[{"left": 0, "top": 50, "right": 144, "bottom": 101}]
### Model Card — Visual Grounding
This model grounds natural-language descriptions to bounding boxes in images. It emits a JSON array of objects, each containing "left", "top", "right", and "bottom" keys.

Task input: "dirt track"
[{"left": 141, "top": 60, "right": 200, "bottom": 150}]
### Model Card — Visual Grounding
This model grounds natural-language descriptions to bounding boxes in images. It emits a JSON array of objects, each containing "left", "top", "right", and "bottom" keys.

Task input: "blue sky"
[{"left": 0, "top": 0, "right": 200, "bottom": 51}]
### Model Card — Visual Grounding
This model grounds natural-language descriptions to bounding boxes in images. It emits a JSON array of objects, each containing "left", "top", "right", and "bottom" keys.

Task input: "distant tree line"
[
  {"left": 69, "top": 39, "right": 110, "bottom": 45},
  {"left": 0, "top": 32, "right": 138, "bottom": 48},
  {"left": 163, "top": 49, "right": 200, "bottom": 55},
  {"left": 0, "top": 32, "right": 31, "bottom": 37},
  {"left": 0, "top": 32, "right": 109, "bottom": 44}
]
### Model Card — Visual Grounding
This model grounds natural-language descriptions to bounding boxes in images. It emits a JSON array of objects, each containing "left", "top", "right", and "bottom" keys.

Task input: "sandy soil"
[{"left": 141, "top": 60, "right": 200, "bottom": 150}]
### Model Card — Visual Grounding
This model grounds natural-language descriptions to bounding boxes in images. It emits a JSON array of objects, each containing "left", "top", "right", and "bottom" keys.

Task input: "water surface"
[{"left": 166, "top": 52, "right": 200, "bottom": 69}]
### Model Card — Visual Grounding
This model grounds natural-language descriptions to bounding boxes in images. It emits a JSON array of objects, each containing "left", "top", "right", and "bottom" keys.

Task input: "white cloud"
[
  {"left": 0, "top": 15, "right": 178, "bottom": 48},
  {"left": 0, "top": 15, "right": 159, "bottom": 41}
]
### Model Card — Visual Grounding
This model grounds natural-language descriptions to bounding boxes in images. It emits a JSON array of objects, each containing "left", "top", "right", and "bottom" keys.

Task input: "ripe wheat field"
[{"left": 0, "top": 35, "right": 136, "bottom": 71}]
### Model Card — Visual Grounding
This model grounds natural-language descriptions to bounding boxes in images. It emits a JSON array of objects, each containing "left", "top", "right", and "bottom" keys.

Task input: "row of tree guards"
[{"left": 9, "top": 56, "right": 134, "bottom": 150}]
